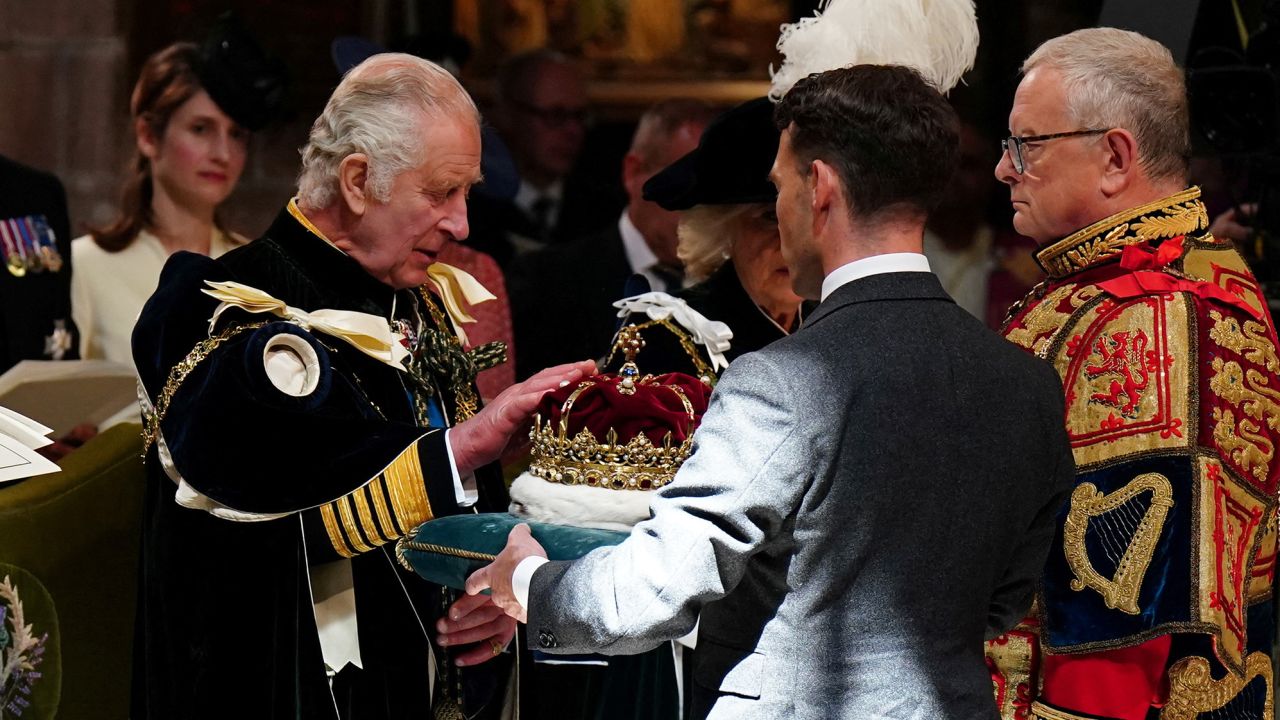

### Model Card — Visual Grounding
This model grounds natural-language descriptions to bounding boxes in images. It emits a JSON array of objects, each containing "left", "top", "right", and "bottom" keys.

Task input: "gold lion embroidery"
[
  {"left": 1209, "top": 309, "right": 1280, "bottom": 374},
  {"left": 1006, "top": 285, "right": 1100, "bottom": 356},
  {"left": 1063, "top": 473, "right": 1174, "bottom": 614},
  {"left": 1209, "top": 357, "right": 1280, "bottom": 485},
  {"left": 1162, "top": 652, "right": 1273, "bottom": 719}
]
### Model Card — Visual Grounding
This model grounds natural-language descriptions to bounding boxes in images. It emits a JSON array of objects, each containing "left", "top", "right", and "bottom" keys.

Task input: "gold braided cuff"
[{"left": 317, "top": 442, "right": 436, "bottom": 557}]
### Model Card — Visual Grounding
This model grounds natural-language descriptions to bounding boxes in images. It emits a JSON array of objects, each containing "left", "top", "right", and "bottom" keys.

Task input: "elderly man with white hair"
[
  {"left": 988, "top": 28, "right": 1279, "bottom": 720},
  {"left": 130, "top": 54, "right": 591, "bottom": 720}
]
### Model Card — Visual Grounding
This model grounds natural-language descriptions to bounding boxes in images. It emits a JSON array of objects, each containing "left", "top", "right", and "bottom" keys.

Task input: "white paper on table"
[
  {"left": 0, "top": 360, "right": 137, "bottom": 436},
  {"left": 0, "top": 432, "right": 59, "bottom": 483},
  {"left": 0, "top": 408, "right": 52, "bottom": 450}
]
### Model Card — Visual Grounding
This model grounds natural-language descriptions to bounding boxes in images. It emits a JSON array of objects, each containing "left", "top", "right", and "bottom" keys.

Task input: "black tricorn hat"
[
  {"left": 196, "top": 13, "right": 288, "bottom": 131},
  {"left": 643, "top": 97, "right": 779, "bottom": 211}
]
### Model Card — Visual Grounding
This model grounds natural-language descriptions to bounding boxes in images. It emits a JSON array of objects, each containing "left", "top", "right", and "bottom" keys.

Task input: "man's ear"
[
  {"left": 135, "top": 117, "right": 159, "bottom": 160},
  {"left": 338, "top": 154, "right": 372, "bottom": 216},
  {"left": 620, "top": 152, "right": 644, "bottom": 202},
  {"left": 811, "top": 159, "right": 840, "bottom": 225},
  {"left": 1100, "top": 128, "right": 1139, "bottom": 197}
]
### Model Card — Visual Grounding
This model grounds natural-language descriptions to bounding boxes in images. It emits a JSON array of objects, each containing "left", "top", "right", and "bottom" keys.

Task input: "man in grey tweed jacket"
[{"left": 454, "top": 66, "right": 1074, "bottom": 719}]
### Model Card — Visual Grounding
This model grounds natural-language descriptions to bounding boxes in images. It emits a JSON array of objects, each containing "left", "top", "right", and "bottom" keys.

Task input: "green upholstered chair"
[{"left": 0, "top": 423, "right": 144, "bottom": 719}]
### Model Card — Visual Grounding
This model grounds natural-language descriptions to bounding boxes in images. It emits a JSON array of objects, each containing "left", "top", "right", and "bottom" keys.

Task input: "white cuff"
[
  {"left": 513, "top": 556, "right": 549, "bottom": 611},
  {"left": 443, "top": 429, "right": 478, "bottom": 507}
]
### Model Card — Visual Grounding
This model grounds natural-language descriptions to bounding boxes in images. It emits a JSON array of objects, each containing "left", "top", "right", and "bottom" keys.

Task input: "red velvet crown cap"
[{"left": 536, "top": 372, "right": 711, "bottom": 446}]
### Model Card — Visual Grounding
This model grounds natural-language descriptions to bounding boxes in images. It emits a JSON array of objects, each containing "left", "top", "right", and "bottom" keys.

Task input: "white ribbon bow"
[
  {"left": 202, "top": 280, "right": 410, "bottom": 370},
  {"left": 613, "top": 292, "right": 734, "bottom": 371},
  {"left": 425, "top": 262, "right": 497, "bottom": 347}
]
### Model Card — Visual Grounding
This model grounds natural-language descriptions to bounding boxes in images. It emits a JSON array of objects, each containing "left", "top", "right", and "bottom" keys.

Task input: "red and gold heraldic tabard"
[{"left": 988, "top": 188, "right": 1278, "bottom": 720}]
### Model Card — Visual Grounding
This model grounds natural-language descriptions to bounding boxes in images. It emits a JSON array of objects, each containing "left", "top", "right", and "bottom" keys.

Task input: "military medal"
[
  {"left": 0, "top": 218, "right": 25, "bottom": 277},
  {"left": 13, "top": 217, "right": 45, "bottom": 273},
  {"left": 29, "top": 215, "right": 64, "bottom": 273}
]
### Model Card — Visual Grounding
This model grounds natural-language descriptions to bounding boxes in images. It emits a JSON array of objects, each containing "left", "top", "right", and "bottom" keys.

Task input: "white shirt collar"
[
  {"left": 619, "top": 212, "right": 659, "bottom": 275},
  {"left": 514, "top": 179, "right": 564, "bottom": 215},
  {"left": 819, "top": 253, "right": 932, "bottom": 301}
]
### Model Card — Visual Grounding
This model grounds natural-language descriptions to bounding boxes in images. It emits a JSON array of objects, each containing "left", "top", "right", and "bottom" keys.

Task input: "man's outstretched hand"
[
  {"left": 449, "top": 360, "right": 595, "bottom": 475},
  {"left": 464, "top": 524, "right": 548, "bottom": 624}
]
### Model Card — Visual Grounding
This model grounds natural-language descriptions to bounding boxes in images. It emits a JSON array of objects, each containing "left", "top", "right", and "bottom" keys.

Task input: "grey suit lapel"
[{"left": 801, "top": 271, "right": 954, "bottom": 329}]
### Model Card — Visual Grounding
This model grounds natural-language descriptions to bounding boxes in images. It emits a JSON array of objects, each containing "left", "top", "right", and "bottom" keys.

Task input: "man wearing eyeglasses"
[{"left": 988, "top": 28, "right": 1279, "bottom": 720}]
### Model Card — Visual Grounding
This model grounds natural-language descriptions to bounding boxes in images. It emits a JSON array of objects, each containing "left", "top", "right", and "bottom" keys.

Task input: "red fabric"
[
  {"left": 538, "top": 372, "right": 711, "bottom": 445},
  {"left": 1097, "top": 271, "right": 1263, "bottom": 321},
  {"left": 1040, "top": 636, "right": 1172, "bottom": 720},
  {"left": 1118, "top": 236, "right": 1186, "bottom": 271}
]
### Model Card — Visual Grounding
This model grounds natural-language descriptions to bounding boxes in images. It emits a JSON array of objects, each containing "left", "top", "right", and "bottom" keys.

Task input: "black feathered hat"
[
  {"left": 642, "top": 97, "right": 779, "bottom": 211},
  {"left": 196, "top": 13, "right": 288, "bottom": 131}
]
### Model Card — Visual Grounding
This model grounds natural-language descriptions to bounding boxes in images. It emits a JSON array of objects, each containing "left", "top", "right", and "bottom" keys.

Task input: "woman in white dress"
[{"left": 72, "top": 41, "right": 253, "bottom": 365}]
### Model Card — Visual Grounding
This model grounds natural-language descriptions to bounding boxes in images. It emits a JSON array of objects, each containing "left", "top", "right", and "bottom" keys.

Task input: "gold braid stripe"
[
  {"left": 367, "top": 481, "right": 400, "bottom": 539},
  {"left": 351, "top": 482, "right": 386, "bottom": 545},
  {"left": 382, "top": 445, "right": 435, "bottom": 531},
  {"left": 336, "top": 495, "right": 375, "bottom": 553},
  {"left": 141, "top": 321, "right": 268, "bottom": 456},
  {"left": 320, "top": 503, "right": 355, "bottom": 558},
  {"left": 1035, "top": 187, "right": 1207, "bottom": 279}
]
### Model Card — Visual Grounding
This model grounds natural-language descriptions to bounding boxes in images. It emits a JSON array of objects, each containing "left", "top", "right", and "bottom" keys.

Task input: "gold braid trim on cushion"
[
  {"left": 1035, "top": 187, "right": 1208, "bottom": 280},
  {"left": 395, "top": 537, "right": 498, "bottom": 573},
  {"left": 528, "top": 379, "right": 697, "bottom": 492},
  {"left": 141, "top": 321, "right": 268, "bottom": 457},
  {"left": 1162, "top": 652, "right": 1274, "bottom": 719}
]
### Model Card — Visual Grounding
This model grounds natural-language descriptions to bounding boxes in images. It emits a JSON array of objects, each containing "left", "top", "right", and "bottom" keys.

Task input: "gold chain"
[{"left": 141, "top": 322, "right": 267, "bottom": 457}]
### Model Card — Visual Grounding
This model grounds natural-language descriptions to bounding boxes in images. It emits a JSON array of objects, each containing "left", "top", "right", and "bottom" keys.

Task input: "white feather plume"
[{"left": 769, "top": 0, "right": 979, "bottom": 100}]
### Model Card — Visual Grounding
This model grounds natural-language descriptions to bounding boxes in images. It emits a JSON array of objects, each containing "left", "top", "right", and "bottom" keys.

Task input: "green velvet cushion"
[{"left": 398, "top": 513, "right": 627, "bottom": 589}]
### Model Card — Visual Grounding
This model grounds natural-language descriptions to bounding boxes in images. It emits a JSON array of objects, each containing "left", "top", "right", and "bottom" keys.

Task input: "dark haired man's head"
[
  {"left": 769, "top": 65, "right": 960, "bottom": 298},
  {"left": 774, "top": 64, "right": 959, "bottom": 220}
]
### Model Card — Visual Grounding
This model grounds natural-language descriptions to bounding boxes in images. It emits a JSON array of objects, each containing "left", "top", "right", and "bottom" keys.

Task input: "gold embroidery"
[
  {"left": 986, "top": 624, "right": 1037, "bottom": 720},
  {"left": 1212, "top": 406, "right": 1274, "bottom": 485},
  {"left": 1036, "top": 188, "right": 1208, "bottom": 279},
  {"left": 351, "top": 483, "right": 386, "bottom": 546},
  {"left": 1055, "top": 294, "right": 1192, "bottom": 469},
  {"left": 382, "top": 445, "right": 435, "bottom": 531},
  {"left": 1195, "top": 457, "right": 1269, "bottom": 673},
  {"left": 368, "top": 481, "right": 400, "bottom": 539},
  {"left": 336, "top": 495, "right": 374, "bottom": 553},
  {"left": 141, "top": 321, "right": 268, "bottom": 456},
  {"left": 1248, "top": 510, "right": 1276, "bottom": 602},
  {"left": 1162, "top": 652, "right": 1273, "bottom": 719},
  {"left": 1031, "top": 702, "right": 1100, "bottom": 720},
  {"left": 1063, "top": 473, "right": 1174, "bottom": 614},
  {"left": 320, "top": 503, "right": 355, "bottom": 558},
  {"left": 1006, "top": 284, "right": 1100, "bottom": 356},
  {"left": 1181, "top": 241, "right": 1267, "bottom": 319},
  {"left": 1209, "top": 310, "right": 1280, "bottom": 374}
]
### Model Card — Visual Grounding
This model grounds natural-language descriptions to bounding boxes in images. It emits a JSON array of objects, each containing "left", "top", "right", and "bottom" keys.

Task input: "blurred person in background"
[
  {"left": 923, "top": 121, "right": 1041, "bottom": 329},
  {"left": 508, "top": 98, "right": 714, "bottom": 378},
  {"left": 607, "top": 96, "right": 807, "bottom": 382},
  {"left": 73, "top": 18, "right": 285, "bottom": 366}
]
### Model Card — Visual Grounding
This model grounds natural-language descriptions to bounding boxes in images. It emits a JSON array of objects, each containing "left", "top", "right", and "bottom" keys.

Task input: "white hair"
[
  {"left": 297, "top": 53, "right": 480, "bottom": 208},
  {"left": 1023, "top": 28, "right": 1189, "bottom": 182},
  {"left": 677, "top": 204, "right": 758, "bottom": 282}
]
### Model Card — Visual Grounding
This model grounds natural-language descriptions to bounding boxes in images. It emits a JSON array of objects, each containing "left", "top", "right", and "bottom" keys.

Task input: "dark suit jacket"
[
  {"left": 508, "top": 222, "right": 632, "bottom": 379},
  {"left": 0, "top": 155, "right": 78, "bottom": 372},
  {"left": 528, "top": 271, "right": 1074, "bottom": 719}
]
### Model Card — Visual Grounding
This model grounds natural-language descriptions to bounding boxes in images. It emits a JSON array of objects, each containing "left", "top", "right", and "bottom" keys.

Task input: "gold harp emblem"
[
  {"left": 1161, "top": 652, "right": 1274, "bottom": 719},
  {"left": 1062, "top": 472, "right": 1174, "bottom": 614}
]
